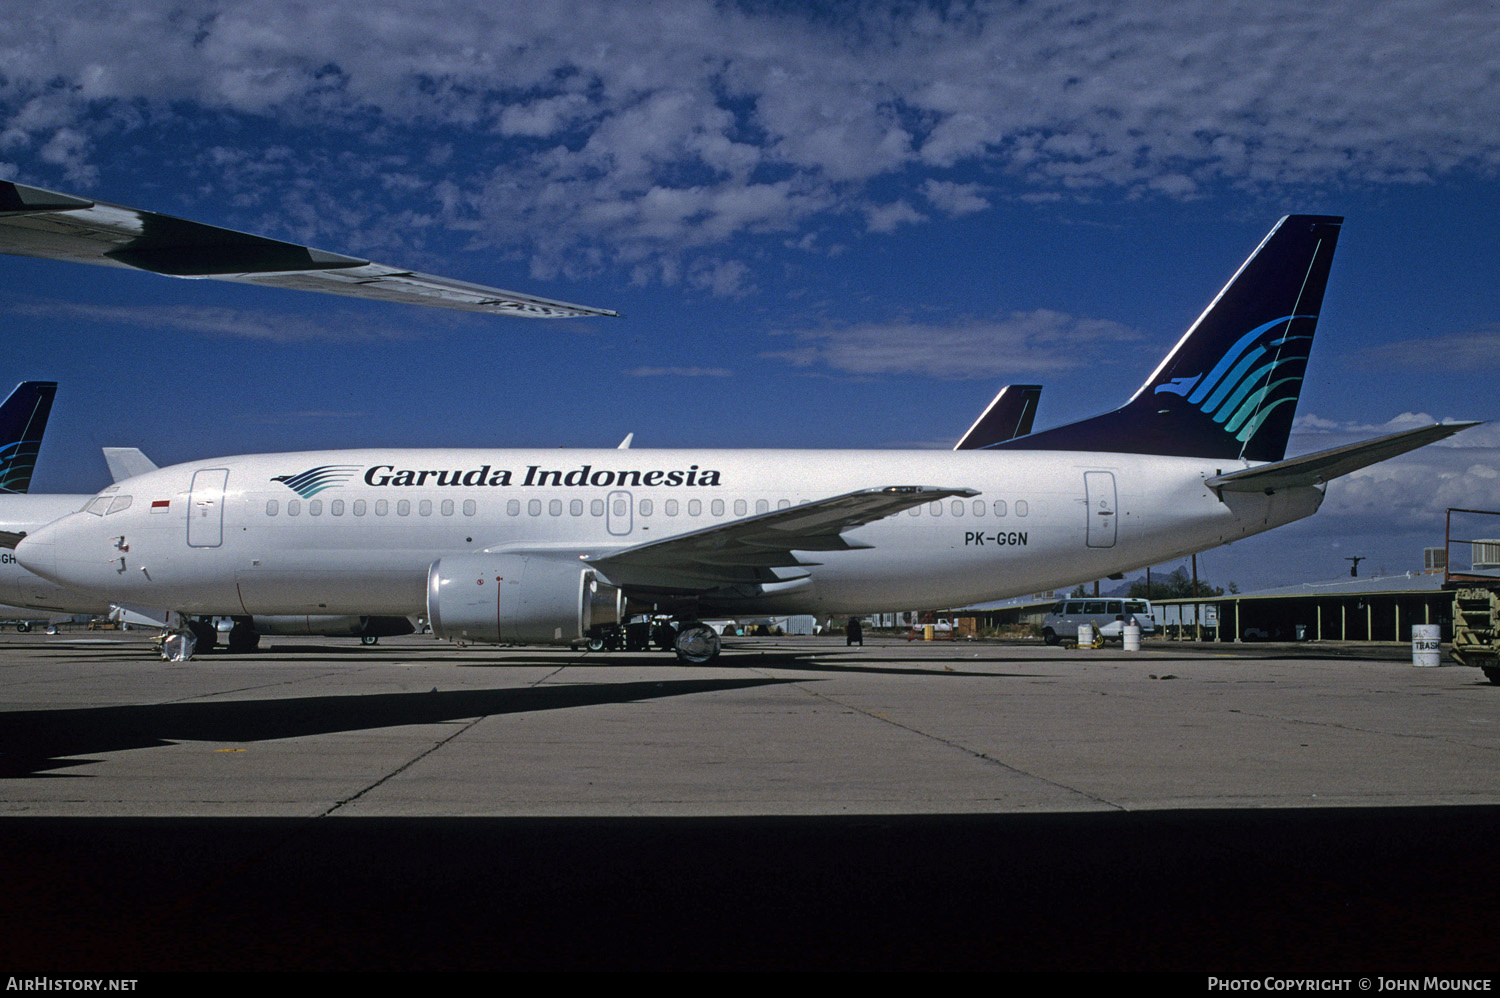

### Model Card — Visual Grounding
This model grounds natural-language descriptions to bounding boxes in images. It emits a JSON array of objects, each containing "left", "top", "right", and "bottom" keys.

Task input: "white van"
[{"left": 1042, "top": 598, "right": 1156, "bottom": 645}]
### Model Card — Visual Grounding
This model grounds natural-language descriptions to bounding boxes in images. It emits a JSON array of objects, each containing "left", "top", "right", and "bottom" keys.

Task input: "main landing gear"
[{"left": 582, "top": 618, "right": 724, "bottom": 664}]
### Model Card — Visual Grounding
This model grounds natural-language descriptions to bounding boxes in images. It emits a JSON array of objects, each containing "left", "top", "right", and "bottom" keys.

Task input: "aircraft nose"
[{"left": 14, "top": 518, "right": 61, "bottom": 582}]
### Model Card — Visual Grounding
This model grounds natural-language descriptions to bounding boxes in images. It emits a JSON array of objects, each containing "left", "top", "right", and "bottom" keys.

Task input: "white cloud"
[
  {"left": 764, "top": 309, "right": 1142, "bottom": 379},
  {"left": 2, "top": 1, "right": 1497, "bottom": 279},
  {"left": 7, "top": 301, "right": 421, "bottom": 344}
]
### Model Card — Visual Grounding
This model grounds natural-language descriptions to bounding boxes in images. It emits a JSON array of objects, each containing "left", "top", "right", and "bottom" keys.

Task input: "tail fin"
[
  {"left": 955, "top": 384, "right": 1042, "bottom": 450},
  {"left": 0, "top": 381, "right": 57, "bottom": 494},
  {"left": 992, "top": 215, "right": 1342, "bottom": 462}
]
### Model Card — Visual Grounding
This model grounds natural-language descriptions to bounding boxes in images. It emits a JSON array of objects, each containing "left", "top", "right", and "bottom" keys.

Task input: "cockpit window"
[
  {"left": 106, "top": 495, "right": 132, "bottom": 515},
  {"left": 85, "top": 496, "right": 111, "bottom": 516}
]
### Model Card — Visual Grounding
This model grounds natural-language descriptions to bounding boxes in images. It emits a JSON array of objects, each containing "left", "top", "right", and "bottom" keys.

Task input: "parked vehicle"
[{"left": 1042, "top": 599, "right": 1156, "bottom": 645}]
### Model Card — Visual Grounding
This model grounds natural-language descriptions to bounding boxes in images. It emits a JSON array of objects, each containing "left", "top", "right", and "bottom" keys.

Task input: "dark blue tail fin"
[
  {"left": 0, "top": 381, "right": 57, "bottom": 494},
  {"left": 991, "top": 215, "right": 1342, "bottom": 462},
  {"left": 955, "top": 384, "right": 1042, "bottom": 450}
]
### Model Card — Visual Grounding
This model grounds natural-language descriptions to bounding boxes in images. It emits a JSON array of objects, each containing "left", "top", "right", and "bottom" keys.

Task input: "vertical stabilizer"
[
  {"left": 993, "top": 215, "right": 1342, "bottom": 462},
  {"left": 955, "top": 384, "right": 1042, "bottom": 450},
  {"left": 0, "top": 381, "right": 57, "bottom": 494}
]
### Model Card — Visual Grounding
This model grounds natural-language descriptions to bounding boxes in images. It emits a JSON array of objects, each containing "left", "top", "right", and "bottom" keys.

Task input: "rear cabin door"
[{"left": 1084, "top": 471, "right": 1117, "bottom": 548}]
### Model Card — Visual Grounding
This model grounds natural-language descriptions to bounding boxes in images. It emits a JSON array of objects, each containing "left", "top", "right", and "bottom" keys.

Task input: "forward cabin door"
[
  {"left": 187, "top": 468, "right": 229, "bottom": 548},
  {"left": 1084, "top": 471, "right": 1117, "bottom": 548}
]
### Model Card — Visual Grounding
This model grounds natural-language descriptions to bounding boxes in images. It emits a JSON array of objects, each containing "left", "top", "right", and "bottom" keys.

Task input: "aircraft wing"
[
  {"left": 0, "top": 181, "right": 617, "bottom": 319},
  {"left": 1205, "top": 422, "right": 1482, "bottom": 494},
  {"left": 584, "top": 485, "right": 979, "bottom": 591}
]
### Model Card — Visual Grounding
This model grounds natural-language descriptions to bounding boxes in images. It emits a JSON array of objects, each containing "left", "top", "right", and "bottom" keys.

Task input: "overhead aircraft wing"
[
  {"left": 1205, "top": 422, "right": 1482, "bottom": 494},
  {"left": 958, "top": 384, "right": 1042, "bottom": 450},
  {"left": 0, "top": 181, "right": 617, "bottom": 319},
  {"left": 102, "top": 447, "right": 160, "bottom": 483},
  {"left": 584, "top": 485, "right": 978, "bottom": 592}
]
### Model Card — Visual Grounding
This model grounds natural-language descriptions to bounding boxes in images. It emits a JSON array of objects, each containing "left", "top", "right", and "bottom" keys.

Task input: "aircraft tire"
[
  {"left": 673, "top": 622, "right": 721, "bottom": 665},
  {"left": 189, "top": 620, "right": 218, "bottom": 653},
  {"left": 360, "top": 635, "right": 379, "bottom": 646},
  {"left": 16, "top": 621, "right": 31, "bottom": 633}
]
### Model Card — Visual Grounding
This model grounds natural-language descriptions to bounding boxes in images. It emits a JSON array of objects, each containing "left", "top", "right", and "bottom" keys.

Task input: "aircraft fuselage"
[{"left": 17, "top": 447, "right": 1323, "bottom": 621}]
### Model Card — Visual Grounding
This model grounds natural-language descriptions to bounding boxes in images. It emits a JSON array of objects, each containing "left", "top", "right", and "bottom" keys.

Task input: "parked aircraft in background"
[
  {"left": 0, "top": 180, "right": 617, "bottom": 319},
  {"left": 955, "top": 384, "right": 1041, "bottom": 450},
  {"left": 0, "top": 381, "right": 103, "bottom": 628},
  {"left": 13, "top": 215, "right": 1479, "bottom": 662},
  {"left": 0, "top": 381, "right": 57, "bottom": 495}
]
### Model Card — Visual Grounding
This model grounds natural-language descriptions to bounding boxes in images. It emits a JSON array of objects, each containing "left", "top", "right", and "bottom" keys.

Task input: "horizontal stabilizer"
[
  {"left": 0, "top": 181, "right": 617, "bottom": 319},
  {"left": 1205, "top": 422, "right": 1482, "bottom": 493},
  {"left": 587, "top": 485, "right": 978, "bottom": 591}
]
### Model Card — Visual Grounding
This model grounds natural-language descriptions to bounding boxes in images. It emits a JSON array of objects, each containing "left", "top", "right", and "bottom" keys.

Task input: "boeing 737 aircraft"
[
  {"left": 0, "top": 381, "right": 107, "bottom": 627},
  {"left": 10, "top": 216, "right": 1479, "bottom": 662}
]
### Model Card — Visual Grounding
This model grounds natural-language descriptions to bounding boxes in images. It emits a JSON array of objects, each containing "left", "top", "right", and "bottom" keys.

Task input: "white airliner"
[{"left": 10, "top": 215, "right": 1479, "bottom": 662}]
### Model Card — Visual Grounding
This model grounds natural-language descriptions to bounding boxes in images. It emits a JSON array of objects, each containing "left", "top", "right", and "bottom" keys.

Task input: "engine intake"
[{"left": 427, "top": 552, "right": 622, "bottom": 645}]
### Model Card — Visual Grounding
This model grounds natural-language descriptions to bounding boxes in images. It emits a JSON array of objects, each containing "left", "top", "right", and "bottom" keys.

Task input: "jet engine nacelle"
[{"left": 426, "top": 552, "right": 623, "bottom": 645}]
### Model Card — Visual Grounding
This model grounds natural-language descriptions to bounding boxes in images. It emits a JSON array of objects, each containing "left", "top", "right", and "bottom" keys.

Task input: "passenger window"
[
  {"left": 929, "top": 502, "right": 942, "bottom": 516},
  {"left": 733, "top": 499, "right": 746, "bottom": 516},
  {"left": 397, "top": 500, "right": 411, "bottom": 516},
  {"left": 331, "top": 499, "right": 344, "bottom": 516},
  {"left": 778, "top": 499, "right": 790, "bottom": 510},
  {"left": 528, "top": 500, "right": 541, "bottom": 516},
  {"left": 420, "top": 500, "right": 433, "bottom": 516},
  {"left": 441, "top": 500, "right": 454, "bottom": 516},
  {"left": 375, "top": 499, "right": 389, "bottom": 516},
  {"left": 756, "top": 499, "right": 768, "bottom": 514},
  {"left": 972, "top": 500, "right": 984, "bottom": 517},
  {"left": 507, "top": 499, "right": 520, "bottom": 516},
  {"left": 951, "top": 500, "right": 963, "bottom": 516},
  {"left": 570, "top": 499, "right": 583, "bottom": 516},
  {"left": 288, "top": 500, "right": 301, "bottom": 516},
  {"left": 309, "top": 500, "right": 322, "bottom": 516},
  {"left": 549, "top": 499, "right": 563, "bottom": 516},
  {"left": 639, "top": 499, "right": 652, "bottom": 516},
  {"left": 266, "top": 499, "right": 279, "bottom": 516},
  {"left": 688, "top": 499, "right": 702, "bottom": 516},
  {"left": 591, "top": 499, "right": 604, "bottom": 516},
  {"left": 1016, "top": 500, "right": 1029, "bottom": 516},
  {"left": 711, "top": 499, "right": 724, "bottom": 516},
  {"left": 995, "top": 500, "right": 1007, "bottom": 517},
  {"left": 354, "top": 500, "right": 366, "bottom": 516},
  {"left": 462, "top": 500, "right": 476, "bottom": 516},
  {"left": 665, "top": 499, "right": 679, "bottom": 516}
]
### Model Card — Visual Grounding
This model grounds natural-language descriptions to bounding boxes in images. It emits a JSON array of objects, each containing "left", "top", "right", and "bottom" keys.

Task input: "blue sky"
[{"left": 2, "top": 0, "right": 1498, "bottom": 592}]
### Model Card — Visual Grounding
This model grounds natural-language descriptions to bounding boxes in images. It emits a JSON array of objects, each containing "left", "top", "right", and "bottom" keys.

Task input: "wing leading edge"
[
  {"left": 583, "top": 485, "right": 979, "bottom": 592},
  {"left": 0, "top": 181, "right": 617, "bottom": 319}
]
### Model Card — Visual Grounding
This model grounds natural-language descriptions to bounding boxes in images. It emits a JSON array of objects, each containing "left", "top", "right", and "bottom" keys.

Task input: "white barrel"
[
  {"left": 1411, "top": 624, "right": 1442, "bottom": 667},
  {"left": 1077, "top": 622, "right": 1094, "bottom": 647},
  {"left": 1122, "top": 622, "right": 1142, "bottom": 651}
]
